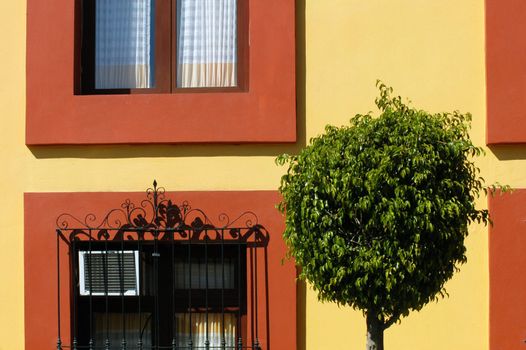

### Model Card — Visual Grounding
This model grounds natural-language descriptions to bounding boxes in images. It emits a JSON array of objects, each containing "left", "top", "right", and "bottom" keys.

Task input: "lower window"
[
  {"left": 25, "top": 187, "right": 294, "bottom": 350},
  {"left": 74, "top": 242, "right": 246, "bottom": 349}
]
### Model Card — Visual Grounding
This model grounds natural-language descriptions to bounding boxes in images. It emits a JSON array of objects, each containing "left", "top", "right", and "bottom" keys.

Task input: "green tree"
[{"left": 276, "top": 83, "right": 490, "bottom": 350}]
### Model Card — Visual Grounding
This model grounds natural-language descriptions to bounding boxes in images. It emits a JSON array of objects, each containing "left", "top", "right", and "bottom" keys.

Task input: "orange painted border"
[
  {"left": 26, "top": 0, "right": 296, "bottom": 145},
  {"left": 24, "top": 191, "right": 296, "bottom": 350},
  {"left": 489, "top": 190, "right": 526, "bottom": 349},
  {"left": 486, "top": 0, "right": 526, "bottom": 144}
]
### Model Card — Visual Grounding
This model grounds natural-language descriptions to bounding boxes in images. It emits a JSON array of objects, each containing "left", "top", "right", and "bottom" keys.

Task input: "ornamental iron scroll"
[
  {"left": 56, "top": 180, "right": 269, "bottom": 247},
  {"left": 55, "top": 181, "right": 269, "bottom": 350}
]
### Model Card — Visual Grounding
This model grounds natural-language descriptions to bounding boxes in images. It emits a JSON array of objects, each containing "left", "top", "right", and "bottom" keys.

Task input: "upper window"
[
  {"left": 26, "top": 0, "right": 295, "bottom": 144},
  {"left": 79, "top": 0, "right": 246, "bottom": 94}
]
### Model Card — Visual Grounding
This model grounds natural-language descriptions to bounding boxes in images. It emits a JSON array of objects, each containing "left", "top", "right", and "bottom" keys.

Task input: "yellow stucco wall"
[
  {"left": 1, "top": 0, "right": 523, "bottom": 349},
  {"left": 302, "top": 1, "right": 489, "bottom": 349}
]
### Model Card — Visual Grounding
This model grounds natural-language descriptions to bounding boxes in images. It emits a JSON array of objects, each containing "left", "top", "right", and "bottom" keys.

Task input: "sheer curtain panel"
[
  {"left": 176, "top": 313, "right": 237, "bottom": 348},
  {"left": 177, "top": 0, "right": 237, "bottom": 88},
  {"left": 95, "top": 0, "right": 154, "bottom": 89}
]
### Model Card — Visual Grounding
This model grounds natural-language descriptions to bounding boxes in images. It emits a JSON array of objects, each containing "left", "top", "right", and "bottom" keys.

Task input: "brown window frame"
[{"left": 75, "top": 0, "right": 248, "bottom": 95}]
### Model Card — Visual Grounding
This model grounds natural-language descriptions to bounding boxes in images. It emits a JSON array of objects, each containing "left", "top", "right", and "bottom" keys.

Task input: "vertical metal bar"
[
  {"left": 237, "top": 235, "right": 242, "bottom": 350},
  {"left": 153, "top": 182, "right": 160, "bottom": 350},
  {"left": 56, "top": 230, "right": 62, "bottom": 350},
  {"left": 104, "top": 234, "right": 110, "bottom": 350},
  {"left": 137, "top": 230, "right": 143, "bottom": 350},
  {"left": 121, "top": 231, "right": 127, "bottom": 350},
  {"left": 263, "top": 247, "right": 270, "bottom": 350},
  {"left": 188, "top": 230, "right": 193, "bottom": 350},
  {"left": 71, "top": 237, "right": 78, "bottom": 350},
  {"left": 253, "top": 247, "right": 259, "bottom": 350},
  {"left": 249, "top": 248, "right": 254, "bottom": 350},
  {"left": 221, "top": 229, "right": 225, "bottom": 350},
  {"left": 154, "top": 232, "right": 160, "bottom": 350},
  {"left": 172, "top": 229, "right": 176, "bottom": 350},
  {"left": 88, "top": 229, "right": 94, "bottom": 350},
  {"left": 205, "top": 229, "right": 210, "bottom": 350}
]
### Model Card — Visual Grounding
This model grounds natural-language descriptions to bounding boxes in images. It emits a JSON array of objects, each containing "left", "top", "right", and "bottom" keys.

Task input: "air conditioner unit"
[{"left": 78, "top": 250, "right": 140, "bottom": 296}]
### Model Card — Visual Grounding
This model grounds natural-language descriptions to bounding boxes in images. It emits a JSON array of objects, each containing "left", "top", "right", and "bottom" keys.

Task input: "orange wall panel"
[
  {"left": 24, "top": 191, "right": 296, "bottom": 350},
  {"left": 486, "top": 0, "right": 526, "bottom": 144},
  {"left": 489, "top": 190, "right": 526, "bottom": 349}
]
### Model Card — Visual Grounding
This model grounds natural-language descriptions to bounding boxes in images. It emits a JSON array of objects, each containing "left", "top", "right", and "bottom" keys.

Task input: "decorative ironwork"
[
  {"left": 56, "top": 180, "right": 269, "bottom": 246},
  {"left": 56, "top": 181, "right": 268, "bottom": 350}
]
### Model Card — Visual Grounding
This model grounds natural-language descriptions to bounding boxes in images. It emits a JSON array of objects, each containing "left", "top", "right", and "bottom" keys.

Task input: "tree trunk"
[{"left": 366, "top": 313, "right": 384, "bottom": 350}]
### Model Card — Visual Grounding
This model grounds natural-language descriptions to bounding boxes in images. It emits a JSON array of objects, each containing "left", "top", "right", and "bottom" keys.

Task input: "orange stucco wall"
[
  {"left": 25, "top": 191, "right": 296, "bottom": 350},
  {"left": 486, "top": 0, "right": 526, "bottom": 144},
  {"left": 489, "top": 191, "right": 526, "bottom": 349}
]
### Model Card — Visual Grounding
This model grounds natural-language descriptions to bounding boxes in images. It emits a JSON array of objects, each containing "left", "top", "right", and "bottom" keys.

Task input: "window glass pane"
[
  {"left": 175, "top": 313, "right": 236, "bottom": 347},
  {"left": 175, "top": 257, "right": 235, "bottom": 289},
  {"left": 95, "top": 0, "right": 154, "bottom": 89},
  {"left": 177, "top": 0, "right": 237, "bottom": 88}
]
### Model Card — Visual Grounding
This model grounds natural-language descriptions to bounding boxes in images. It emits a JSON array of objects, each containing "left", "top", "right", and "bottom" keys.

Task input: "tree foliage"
[{"left": 276, "top": 83, "right": 490, "bottom": 329}]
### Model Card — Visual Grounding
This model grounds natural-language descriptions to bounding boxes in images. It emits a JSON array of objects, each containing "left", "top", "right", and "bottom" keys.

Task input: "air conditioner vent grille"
[{"left": 79, "top": 251, "right": 139, "bottom": 296}]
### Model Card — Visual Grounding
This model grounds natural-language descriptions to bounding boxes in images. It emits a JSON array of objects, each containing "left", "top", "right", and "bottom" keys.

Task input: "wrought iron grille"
[{"left": 55, "top": 181, "right": 269, "bottom": 350}]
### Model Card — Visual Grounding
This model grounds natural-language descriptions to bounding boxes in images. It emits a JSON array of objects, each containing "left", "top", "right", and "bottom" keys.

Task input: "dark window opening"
[{"left": 74, "top": 241, "right": 247, "bottom": 349}]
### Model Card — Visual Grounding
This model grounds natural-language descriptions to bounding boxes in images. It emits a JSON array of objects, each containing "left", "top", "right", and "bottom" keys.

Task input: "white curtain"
[
  {"left": 94, "top": 313, "right": 152, "bottom": 349},
  {"left": 177, "top": 0, "right": 237, "bottom": 88},
  {"left": 95, "top": 0, "right": 153, "bottom": 89},
  {"left": 176, "top": 313, "right": 237, "bottom": 348}
]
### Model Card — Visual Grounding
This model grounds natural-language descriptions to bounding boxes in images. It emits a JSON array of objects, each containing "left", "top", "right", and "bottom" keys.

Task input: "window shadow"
[
  {"left": 488, "top": 144, "right": 526, "bottom": 161},
  {"left": 295, "top": 1, "right": 307, "bottom": 350},
  {"left": 29, "top": 143, "right": 301, "bottom": 159}
]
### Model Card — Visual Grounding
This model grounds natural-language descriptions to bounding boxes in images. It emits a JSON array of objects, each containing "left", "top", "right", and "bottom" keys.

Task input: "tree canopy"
[{"left": 276, "top": 83, "right": 490, "bottom": 347}]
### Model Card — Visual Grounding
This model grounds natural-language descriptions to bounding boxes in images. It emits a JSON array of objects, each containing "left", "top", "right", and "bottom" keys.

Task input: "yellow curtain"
[{"left": 176, "top": 313, "right": 237, "bottom": 348}]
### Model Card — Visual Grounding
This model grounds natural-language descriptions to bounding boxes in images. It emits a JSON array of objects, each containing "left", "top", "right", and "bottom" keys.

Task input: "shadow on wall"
[
  {"left": 28, "top": 0, "right": 307, "bottom": 161},
  {"left": 489, "top": 144, "right": 526, "bottom": 161},
  {"left": 297, "top": 279, "right": 307, "bottom": 350},
  {"left": 295, "top": 2, "right": 307, "bottom": 350}
]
